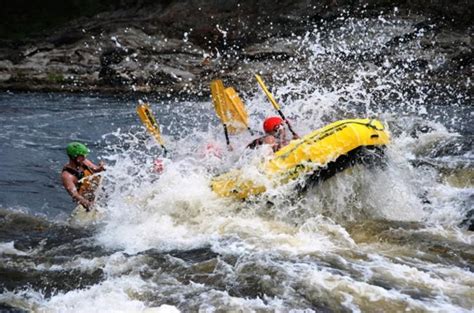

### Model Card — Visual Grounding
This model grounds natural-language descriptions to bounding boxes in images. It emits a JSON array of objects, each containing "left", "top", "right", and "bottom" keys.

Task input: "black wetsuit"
[
  {"left": 247, "top": 135, "right": 287, "bottom": 152},
  {"left": 62, "top": 164, "right": 94, "bottom": 199},
  {"left": 247, "top": 136, "right": 270, "bottom": 150},
  {"left": 62, "top": 165, "right": 86, "bottom": 181}
]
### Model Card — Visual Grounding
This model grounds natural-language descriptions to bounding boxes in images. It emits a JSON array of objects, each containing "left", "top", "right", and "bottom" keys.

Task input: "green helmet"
[{"left": 66, "top": 142, "right": 89, "bottom": 158}]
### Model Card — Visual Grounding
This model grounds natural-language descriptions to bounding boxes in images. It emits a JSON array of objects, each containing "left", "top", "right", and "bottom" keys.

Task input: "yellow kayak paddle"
[
  {"left": 255, "top": 74, "right": 298, "bottom": 137},
  {"left": 136, "top": 102, "right": 168, "bottom": 155},
  {"left": 224, "top": 87, "right": 254, "bottom": 135},
  {"left": 210, "top": 80, "right": 232, "bottom": 147}
]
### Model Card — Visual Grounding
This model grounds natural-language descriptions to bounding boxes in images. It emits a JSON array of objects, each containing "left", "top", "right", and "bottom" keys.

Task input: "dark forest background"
[
  {"left": 1, "top": 0, "right": 472, "bottom": 41},
  {"left": 0, "top": 0, "right": 163, "bottom": 40}
]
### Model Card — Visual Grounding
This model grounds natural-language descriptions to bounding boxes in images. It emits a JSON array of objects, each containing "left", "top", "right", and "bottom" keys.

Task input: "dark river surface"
[
  {"left": 0, "top": 92, "right": 214, "bottom": 217},
  {"left": 0, "top": 15, "right": 473, "bottom": 313}
]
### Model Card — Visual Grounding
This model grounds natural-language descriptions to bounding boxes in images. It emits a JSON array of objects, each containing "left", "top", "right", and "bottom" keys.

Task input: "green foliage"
[{"left": 47, "top": 72, "right": 65, "bottom": 84}]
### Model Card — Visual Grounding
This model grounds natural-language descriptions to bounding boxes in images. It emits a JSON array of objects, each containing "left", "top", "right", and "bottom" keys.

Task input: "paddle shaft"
[
  {"left": 255, "top": 75, "right": 298, "bottom": 137},
  {"left": 276, "top": 109, "right": 297, "bottom": 137},
  {"left": 223, "top": 124, "right": 230, "bottom": 146},
  {"left": 158, "top": 141, "right": 168, "bottom": 156}
]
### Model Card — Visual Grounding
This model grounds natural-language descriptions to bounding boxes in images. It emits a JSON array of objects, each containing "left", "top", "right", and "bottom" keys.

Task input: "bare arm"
[
  {"left": 61, "top": 171, "right": 92, "bottom": 210},
  {"left": 247, "top": 136, "right": 279, "bottom": 152},
  {"left": 262, "top": 136, "right": 282, "bottom": 152},
  {"left": 83, "top": 159, "right": 105, "bottom": 173}
]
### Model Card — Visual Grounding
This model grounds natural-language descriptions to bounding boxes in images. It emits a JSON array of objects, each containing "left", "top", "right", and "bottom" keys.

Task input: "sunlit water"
[{"left": 1, "top": 14, "right": 473, "bottom": 312}]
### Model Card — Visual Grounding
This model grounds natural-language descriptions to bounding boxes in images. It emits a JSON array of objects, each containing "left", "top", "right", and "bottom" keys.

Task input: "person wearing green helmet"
[{"left": 61, "top": 142, "right": 105, "bottom": 211}]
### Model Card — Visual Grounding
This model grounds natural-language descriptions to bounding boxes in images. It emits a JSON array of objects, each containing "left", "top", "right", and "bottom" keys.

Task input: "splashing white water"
[{"left": 2, "top": 13, "right": 472, "bottom": 313}]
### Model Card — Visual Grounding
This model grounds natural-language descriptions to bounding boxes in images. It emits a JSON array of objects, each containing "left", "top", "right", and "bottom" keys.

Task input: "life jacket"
[
  {"left": 62, "top": 165, "right": 88, "bottom": 181},
  {"left": 247, "top": 136, "right": 269, "bottom": 150},
  {"left": 247, "top": 135, "right": 287, "bottom": 152},
  {"left": 62, "top": 164, "right": 99, "bottom": 201}
]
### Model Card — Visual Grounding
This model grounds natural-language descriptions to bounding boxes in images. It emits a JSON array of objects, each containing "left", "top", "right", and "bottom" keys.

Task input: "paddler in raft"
[
  {"left": 61, "top": 142, "right": 105, "bottom": 211},
  {"left": 247, "top": 116, "right": 299, "bottom": 152}
]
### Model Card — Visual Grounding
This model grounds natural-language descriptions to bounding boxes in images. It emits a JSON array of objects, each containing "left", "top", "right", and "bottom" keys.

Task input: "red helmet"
[{"left": 263, "top": 116, "right": 283, "bottom": 133}]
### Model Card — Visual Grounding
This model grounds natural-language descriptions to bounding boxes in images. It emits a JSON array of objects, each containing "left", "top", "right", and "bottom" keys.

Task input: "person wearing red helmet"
[{"left": 247, "top": 116, "right": 298, "bottom": 152}]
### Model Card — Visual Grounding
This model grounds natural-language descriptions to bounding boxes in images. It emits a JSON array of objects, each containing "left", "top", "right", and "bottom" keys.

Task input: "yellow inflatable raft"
[{"left": 211, "top": 118, "right": 390, "bottom": 199}]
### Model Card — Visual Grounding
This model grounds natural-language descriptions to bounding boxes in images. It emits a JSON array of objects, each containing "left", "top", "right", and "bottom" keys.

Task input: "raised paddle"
[
  {"left": 224, "top": 87, "right": 254, "bottom": 135},
  {"left": 255, "top": 74, "right": 298, "bottom": 138},
  {"left": 136, "top": 102, "right": 168, "bottom": 155},
  {"left": 210, "top": 80, "right": 232, "bottom": 149}
]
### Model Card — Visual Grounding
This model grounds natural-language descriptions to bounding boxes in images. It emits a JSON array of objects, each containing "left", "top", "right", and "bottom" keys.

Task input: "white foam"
[
  {"left": 0, "top": 276, "right": 179, "bottom": 313},
  {"left": 0, "top": 241, "right": 28, "bottom": 256},
  {"left": 43, "top": 15, "right": 473, "bottom": 312}
]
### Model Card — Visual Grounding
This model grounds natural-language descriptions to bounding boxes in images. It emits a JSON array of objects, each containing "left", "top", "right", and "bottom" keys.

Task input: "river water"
[{"left": 1, "top": 15, "right": 473, "bottom": 313}]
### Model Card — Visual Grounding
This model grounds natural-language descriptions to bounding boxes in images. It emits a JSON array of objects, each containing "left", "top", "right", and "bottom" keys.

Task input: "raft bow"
[{"left": 211, "top": 118, "right": 390, "bottom": 199}]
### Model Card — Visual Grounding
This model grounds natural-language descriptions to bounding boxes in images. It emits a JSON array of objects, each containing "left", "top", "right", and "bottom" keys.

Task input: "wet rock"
[
  {"left": 461, "top": 209, "right": 473, "bottom": 231},
  {"left": 242, "top": 38, "right": 298, "bottom": 60},
  {"left": 0, "top": 60, "right": 13, "bottom": 81},
  {"left": 101, "top": 47, "right": 128, "bottom": 66},
  {"left": 0, "top": 1, "right": 471, "bottom": 95},
  {"left": 0, "top": 303, "right": 28, "bottom": 313},
  {"left": 49, "top": 29, "right": 86, "bottom": 46}
]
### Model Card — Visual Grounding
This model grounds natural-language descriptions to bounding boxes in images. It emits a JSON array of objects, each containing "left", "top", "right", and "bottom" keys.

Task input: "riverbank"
[{"left": 0, "top": 0, "right": 472, "bottom": 96}]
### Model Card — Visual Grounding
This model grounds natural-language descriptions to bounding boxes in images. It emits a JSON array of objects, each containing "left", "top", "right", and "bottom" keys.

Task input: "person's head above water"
[
  {"left": 66, "top": 142, "right": 89, "bottom": 159},
  {"left": 263, "top": 116, "right": 284, "bottom": 134}
]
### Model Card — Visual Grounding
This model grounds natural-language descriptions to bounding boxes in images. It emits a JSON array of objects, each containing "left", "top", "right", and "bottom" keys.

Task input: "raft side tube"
[{"left": 211, "top": 119, "right": 390, "bottom": 199}]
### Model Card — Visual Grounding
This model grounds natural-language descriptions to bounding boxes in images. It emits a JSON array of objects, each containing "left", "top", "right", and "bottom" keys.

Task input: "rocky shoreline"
[{"left": 0, "top": 0, "right": 471, "bottom": 96}]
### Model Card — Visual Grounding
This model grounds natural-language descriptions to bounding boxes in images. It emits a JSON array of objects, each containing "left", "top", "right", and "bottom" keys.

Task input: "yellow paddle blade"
[
  {"left": 224, "top": 87, "right": 249, "bottom": 128},
  {"left": 210, "top": 80, "right": 228, "bottom": 124},
  {"left": 255, "top": 74, "right": 281, "bottom": 111},
  {"left": 136, "top": 103, "right": 165, "bottom": 147}
]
